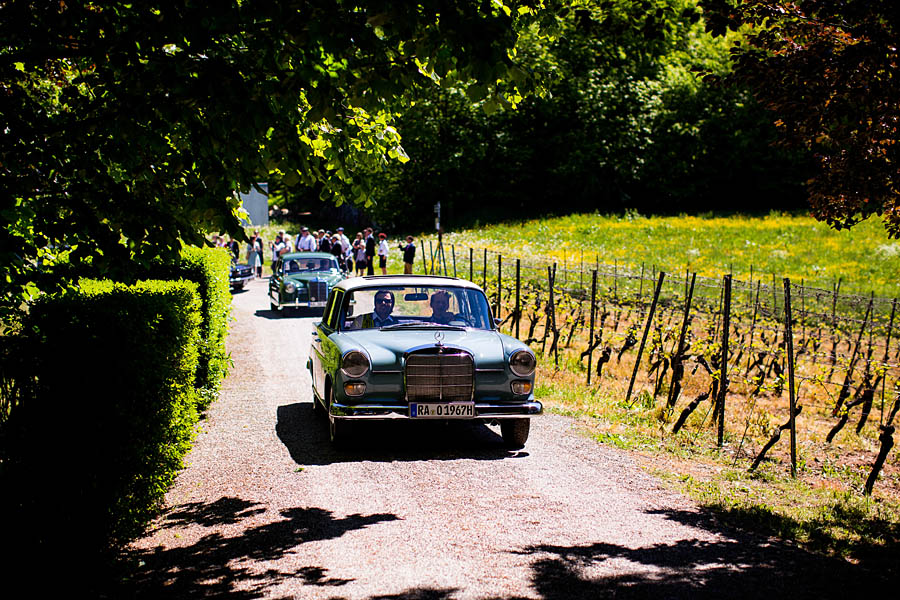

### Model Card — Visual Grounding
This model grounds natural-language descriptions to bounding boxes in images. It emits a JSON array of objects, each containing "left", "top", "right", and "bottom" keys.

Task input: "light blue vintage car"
[{"left": 307, "top": 275, "right": 541, "bottom": 447}]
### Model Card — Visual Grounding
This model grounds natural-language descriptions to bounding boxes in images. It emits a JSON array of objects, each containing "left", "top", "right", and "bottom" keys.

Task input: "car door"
[
  {"left": 312, "top": 289, "right": 342, "bottom": 400},
  {"left": 269, "top": 258, "right": 283, "bottom": 303}
]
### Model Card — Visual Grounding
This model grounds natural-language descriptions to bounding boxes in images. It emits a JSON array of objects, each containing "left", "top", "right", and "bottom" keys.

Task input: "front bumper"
[
  {"left": 329, "top": 400, "right": 542, "bottom": 420},
  {"left": 272, "top": 298, "right": 328, "bottom": 309},
  {"left": 230, "top": 273, "right": 254, "bottom": 286}
]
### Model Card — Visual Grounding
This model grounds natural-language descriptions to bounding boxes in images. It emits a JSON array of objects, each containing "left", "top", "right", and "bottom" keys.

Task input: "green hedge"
[
  {"left": 1, "top": 278, "right": 202, "bottom": 559},
  {"left": 150, "top": 246, "right": 232, "bottom": 410}
]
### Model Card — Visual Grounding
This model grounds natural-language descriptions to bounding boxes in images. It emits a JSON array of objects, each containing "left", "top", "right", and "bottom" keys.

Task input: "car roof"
[
  {"left": 280, "top": 252, "right": 336, "bottom": 260},
  {"left": 334, "top": 275, "right": 486, "bottom": 292}
]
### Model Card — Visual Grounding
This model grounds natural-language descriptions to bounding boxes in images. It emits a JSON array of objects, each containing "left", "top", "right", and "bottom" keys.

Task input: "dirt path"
[{"left": 126, "top": 277, "right": 880, "bottom": 598}]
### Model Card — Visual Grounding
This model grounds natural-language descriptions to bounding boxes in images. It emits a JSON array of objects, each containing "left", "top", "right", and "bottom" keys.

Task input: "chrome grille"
[
  {"left": 308, "top": 280, "right": 328, "bottom": 302},
  {"left": 406, "top": 350, "right": 474, "bottom": 402}
]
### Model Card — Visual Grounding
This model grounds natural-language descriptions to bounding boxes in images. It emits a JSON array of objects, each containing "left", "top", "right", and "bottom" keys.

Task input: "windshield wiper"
[{"left": 381, "top": 322, "right": 465, "bottom": 331}]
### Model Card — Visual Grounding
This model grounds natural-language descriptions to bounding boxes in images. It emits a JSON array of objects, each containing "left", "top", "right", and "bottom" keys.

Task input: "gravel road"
[{"left": 126, "top": 277, "right": 884, "bottom": 599}]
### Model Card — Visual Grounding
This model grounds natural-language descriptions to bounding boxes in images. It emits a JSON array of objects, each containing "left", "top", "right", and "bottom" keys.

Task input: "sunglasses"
[{"left": 375, "top": 298, "right": 393, "bottom": 305}]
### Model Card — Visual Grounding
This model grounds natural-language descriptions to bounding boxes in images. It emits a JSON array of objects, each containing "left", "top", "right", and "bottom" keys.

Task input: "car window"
[
  {"left": 285, "top": 258, "right": 336, "bottom": 273},
  {"left": 339, "top": 285, "right": 492, "bottom": 331},
  {"left": 324, "top": 289, "right": 343, "bottom": 330}
]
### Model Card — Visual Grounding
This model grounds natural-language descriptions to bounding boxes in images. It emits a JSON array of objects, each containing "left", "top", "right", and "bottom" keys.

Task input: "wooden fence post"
[
  {"left": 452, "top": 244, "right": 457, "bottom": 277},
  {"left": 422, "top": 243, "right": 428, "bottom": 274},
  {"left": 626, "top": 271, "right": 665, "bottom": 405},
  {"left": 587, "top": 270, "right": 598, "bottom": 385},
  {"left": 497, "top": 254, "right": 503, "bottom": 324},
  {"left": 717, "top": 274, "right": 732, "bottom": 449},
  {"left": 429, "top": 240, "right": 435, "bottom": 275},
  {"left": 784, "top": 278, "right": 798, "bottom": 477},
  {"left": 515, "top": 259, "right": 521, "bottom": 339},
  {"left": 469, "top": 247, "right": 474, "bottom": 282},
  {"left": 482, "top": 248, "right": 487, "bottom": 289}
]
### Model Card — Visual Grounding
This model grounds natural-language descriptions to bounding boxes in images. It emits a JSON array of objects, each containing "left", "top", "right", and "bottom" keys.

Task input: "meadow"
[{"left": 431, "top": 212, "right": 900, "bottom": 299}]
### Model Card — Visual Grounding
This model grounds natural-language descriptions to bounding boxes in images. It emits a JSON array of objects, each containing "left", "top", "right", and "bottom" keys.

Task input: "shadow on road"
[
  {"left": 123, "top": 500, "right": 396, "bottom": 598},
  {"left": 276, "top": 402, "right": 528, "bottom": 465},
  {"left": 509, "top": 506, "right": 893, "bottom": 599}
]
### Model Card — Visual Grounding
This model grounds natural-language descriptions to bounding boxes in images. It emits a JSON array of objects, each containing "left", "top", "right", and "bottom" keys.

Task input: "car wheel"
[
  {"left": 312, "top": 390, "right": 325, "bottom": 418},
  {"left": 327, "top": 386, "right": 353, "bottom": 445},
  {"left": 500, "top": 419, "right": 530, "bottom": 449}
]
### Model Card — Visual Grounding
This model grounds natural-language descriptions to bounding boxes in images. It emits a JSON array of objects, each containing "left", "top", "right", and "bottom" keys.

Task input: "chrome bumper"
[
  {"left": 330, "top": 400, "right": 543, "bottom": 420},
  {"left": 230, "top": 274, "right": 254, "bottom": 285}
]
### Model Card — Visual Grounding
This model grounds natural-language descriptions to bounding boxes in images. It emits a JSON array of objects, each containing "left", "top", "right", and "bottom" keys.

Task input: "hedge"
[
  {"left": 149, "top": 246, "right": 232, "bottom": 410},
  {"left": 0, "top": 278, "right": 202, "bottom": 561}
]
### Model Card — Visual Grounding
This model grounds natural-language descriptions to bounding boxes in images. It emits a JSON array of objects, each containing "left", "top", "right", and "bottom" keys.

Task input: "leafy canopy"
[
  {"left": 0, "top": 0, "right": 563, "bottom": 321},
  {"left": 701, "top": 0, "right": 900, "bottom": 236}
]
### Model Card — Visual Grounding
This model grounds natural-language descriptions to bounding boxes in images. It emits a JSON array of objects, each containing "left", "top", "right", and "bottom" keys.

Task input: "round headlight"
[
  {"left": 284, "top": 282, "right": 296, "bottom": 294},
  {"left": 341, "top": 350, "right": 370, "bottom": 378},
  {"left": 509, "top": 350, "right": 536, "bottom": 377}
]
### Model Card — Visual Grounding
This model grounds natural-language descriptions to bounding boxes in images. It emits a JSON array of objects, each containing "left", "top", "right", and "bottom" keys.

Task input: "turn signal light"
[
  {"left": 511, "top": 380, "right": 532, "bottom": 395},
  {"left": 344, "top": 382, "right": 366, "bottom": 396}
]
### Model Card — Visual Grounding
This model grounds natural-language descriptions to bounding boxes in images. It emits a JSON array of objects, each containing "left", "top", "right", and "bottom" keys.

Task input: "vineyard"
[{"left": 421, "top": 238, "right": 899, "bottom": 497}]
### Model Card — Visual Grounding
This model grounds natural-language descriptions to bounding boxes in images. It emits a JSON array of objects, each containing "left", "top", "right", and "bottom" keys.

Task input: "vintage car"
[
  {"left": 307, "top": 275, "right": 541, "bottom": 448},
  {"left": 269, "top": 251, "right": 345, "bottom": 313},
  {"left": 230, "top": 261, "right": 254, "bottom": 291}
]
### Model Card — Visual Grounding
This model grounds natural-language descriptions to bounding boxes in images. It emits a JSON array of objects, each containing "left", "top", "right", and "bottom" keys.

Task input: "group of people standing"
[{"left": 240, "top": 226, "right": 417, "bottom": 277}]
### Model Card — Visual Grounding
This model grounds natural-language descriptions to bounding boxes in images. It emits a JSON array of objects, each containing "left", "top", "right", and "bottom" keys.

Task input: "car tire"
[
  {"left": 327, "top": 386, "right": 353, "bottom": 445},
  {"left": 312, "top": 391, "right": 325, "bottom": 418},
  {"left": 500, "top": 419, "right": 530, "bottom": 449}
]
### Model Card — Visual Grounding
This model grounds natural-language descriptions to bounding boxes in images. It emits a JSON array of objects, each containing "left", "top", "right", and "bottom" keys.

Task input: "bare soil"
[{"left": 123, "top": 278, "right": 892, "bottom": 598}]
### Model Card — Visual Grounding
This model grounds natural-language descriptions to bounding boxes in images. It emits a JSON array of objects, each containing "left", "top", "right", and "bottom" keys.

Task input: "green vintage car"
[
  {"left": 307, "top": 275, "right": 542, "bottom": 448},
  {"left": 269, "top": 252, "right": 345, "bottom": 313}
]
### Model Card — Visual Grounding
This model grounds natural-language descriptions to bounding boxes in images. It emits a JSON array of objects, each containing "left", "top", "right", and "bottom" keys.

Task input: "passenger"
[
  {"left": 428, "top": 290, "right": 457, "bottom": 324},
  {"left": 350, "top": 290, "right": 399, "bottom": 329}
]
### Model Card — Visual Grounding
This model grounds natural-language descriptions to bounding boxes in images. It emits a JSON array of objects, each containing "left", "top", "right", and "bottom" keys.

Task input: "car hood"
[{"left": 336, "top": 328, "right": 510, "bottom": 371}]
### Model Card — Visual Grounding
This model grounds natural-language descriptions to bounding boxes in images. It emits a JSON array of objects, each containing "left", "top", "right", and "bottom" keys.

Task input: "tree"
[
  {"left": 366, "top": 0, "right": 808, "bottom": 231},
  {"left": 701, "top": 0, "right": 900, "bottom": 236},
  {"left": 0, "top": 0, "right": 562, "bottom": 321}
]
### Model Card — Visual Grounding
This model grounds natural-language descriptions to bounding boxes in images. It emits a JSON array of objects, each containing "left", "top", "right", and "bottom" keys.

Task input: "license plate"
[
  {"left": 410, "top": 402, "right": 475, "bottom": 419},
  {"left": 308, "top": 301, "right": 327, "bottom": 307}
]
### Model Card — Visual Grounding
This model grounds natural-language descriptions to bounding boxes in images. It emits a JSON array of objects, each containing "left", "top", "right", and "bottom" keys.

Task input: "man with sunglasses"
[{"left": 350, "top": 290, "right": 398, "bottom": 329}]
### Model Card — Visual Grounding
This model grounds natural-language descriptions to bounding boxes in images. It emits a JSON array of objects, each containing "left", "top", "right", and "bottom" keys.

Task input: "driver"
[
  {"left": 351, "top": 289, "right": 399, "bottom": 329},
  {"left": 428, "top": 290, "right": 457, "bottom": 324}
]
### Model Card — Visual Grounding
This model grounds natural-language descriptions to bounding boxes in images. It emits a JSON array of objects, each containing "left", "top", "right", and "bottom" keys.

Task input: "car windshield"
[
  {"left": 283, "top": 258, "right": 335, "bottom": 274},
  {"left": 340, "top": 285, "right": 493, "bottom": 331}
]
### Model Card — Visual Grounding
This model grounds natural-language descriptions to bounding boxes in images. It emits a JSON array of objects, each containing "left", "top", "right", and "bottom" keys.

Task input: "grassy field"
[{"left": 433, "top": 212, "right": 900, "bottom": 298}]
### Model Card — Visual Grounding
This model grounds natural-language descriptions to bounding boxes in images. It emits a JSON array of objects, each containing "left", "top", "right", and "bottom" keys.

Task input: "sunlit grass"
[{"left": 432, "top": 212, "right": 900, "bottom": 298}]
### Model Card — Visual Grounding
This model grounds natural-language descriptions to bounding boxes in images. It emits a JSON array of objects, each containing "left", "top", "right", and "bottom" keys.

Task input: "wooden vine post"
[
  {"left": 626, "top": 271, "right": 665, "bottom": 405},
  {"left": 429, "top": 240, "right": 435, "bottom": 275},
  {"left": 469, "top": 247, "right": 474, "bottom": 282},
  {"left": 587, "top": 269, "right": 598, "bottom": 385},
  {"left": 421, "top": 243, "right": 428, "bottom": 274},
  {"left": 515, "top": 259, "right": 521, "bottom": 339},
  {"left": 783, "top": 277, "right": 798, "bottom": 478},
  {"left": 482, "top": 248, "right": 487, "bottom": 289},
  {"left": 451, "top": 244, "right": 457, "bottom": 277},
  {"left": 717, "top": 274, "right": 732, "bottom": 449},
  {"left": 497, "top": 254, "right": 503, "bottom": 324}
]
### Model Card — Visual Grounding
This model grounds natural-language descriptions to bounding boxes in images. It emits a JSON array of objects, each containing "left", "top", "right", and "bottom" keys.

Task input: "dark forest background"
[{"left": 272, "top": 1, "right": 811, "bottom": 233}]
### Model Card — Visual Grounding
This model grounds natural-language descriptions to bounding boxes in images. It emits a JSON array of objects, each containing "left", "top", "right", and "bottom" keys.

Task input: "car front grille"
[
  {"left": 405, "top": 350, "right": 474, "bottom": 402},
  {"left": 308, "top": 280, "right": 328, "bottom": 303}
]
